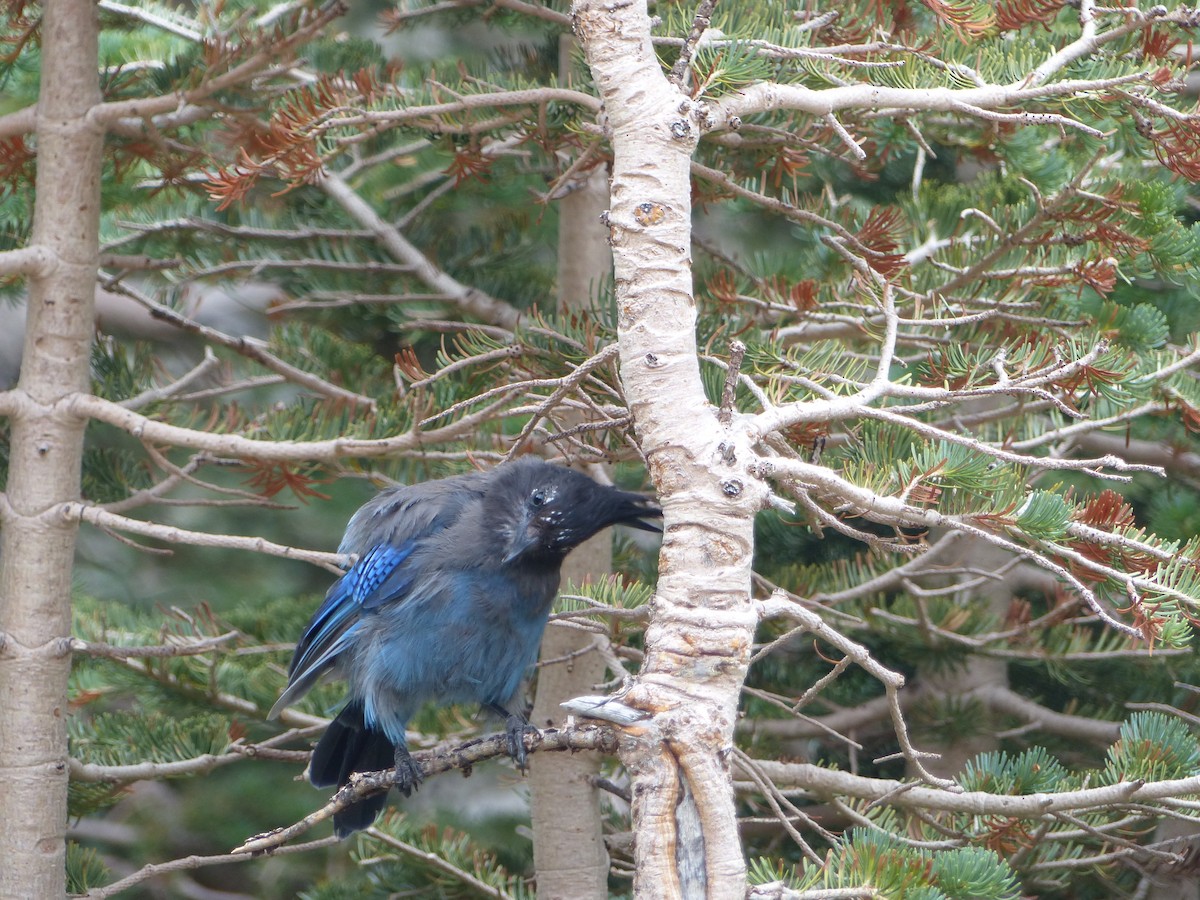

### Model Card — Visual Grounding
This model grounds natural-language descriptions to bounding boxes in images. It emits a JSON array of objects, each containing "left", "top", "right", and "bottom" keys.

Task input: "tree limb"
[
  {"left": 319, "top": 166, "right": 523, "bottom": 330},
  {"left": 60, "top": 503, "right": 346, "bottom": 571},
  {"left": 233, "top": 724, "right": 620, "bottom": 854}
]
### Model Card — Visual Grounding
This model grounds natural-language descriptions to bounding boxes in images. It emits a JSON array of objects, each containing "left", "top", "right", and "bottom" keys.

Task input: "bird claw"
[
  {"left": 504, "top": 715, "right": 538, "bottom": 772},
  {"left": 393, "top": 746, "right": 424, "bottom": 797}
]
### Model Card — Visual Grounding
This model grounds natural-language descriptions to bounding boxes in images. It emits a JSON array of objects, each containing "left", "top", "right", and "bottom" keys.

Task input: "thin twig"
[
  {"left": 757, "top": 593, "right": 956, "bottom": 790},
  {"left": 717, "top": 339, "right": 746, "bottom": 427},
  {"left": 669, "top": 0, "right": 720, "bottom": 86},
  {"left": 98, "top": 276, "right": 377, "bottom": 410},
  {"left": 60, "top": 503, "right": 346, "bottom": 572},
  {"left": 78, "top": 837, "right": 341, "bottom": 899},
  {"left": 70, "top": 632, "right": 239, "bottom": 661},
  {"left": 362, "top": 827, "right": 513, "bottom": 899}
]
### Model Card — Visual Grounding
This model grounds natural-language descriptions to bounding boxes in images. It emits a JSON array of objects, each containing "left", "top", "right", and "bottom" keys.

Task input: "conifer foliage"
[{"left": 4, "top": 0, "right": 1200, "bottom": 897}]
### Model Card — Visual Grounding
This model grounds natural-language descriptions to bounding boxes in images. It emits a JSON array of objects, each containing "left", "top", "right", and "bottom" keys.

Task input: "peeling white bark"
[{"left": 573, "top": 2, "right": 764, "bottom": 896}]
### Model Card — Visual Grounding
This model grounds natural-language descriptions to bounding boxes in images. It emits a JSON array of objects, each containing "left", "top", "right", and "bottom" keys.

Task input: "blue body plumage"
[{"left": 269, "top": 458, "right": 660, "bottom": 836}]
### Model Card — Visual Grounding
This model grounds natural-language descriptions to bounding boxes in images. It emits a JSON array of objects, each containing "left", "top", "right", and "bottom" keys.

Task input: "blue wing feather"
[
  {"left": 270, "top": 477, "right": 496, "bottom": 722},
  {"left": 286, "top": 542, "right": 416, "bottom": 680},
  {"left": 270, "top": 540, "right": 432, "bottom": 719}
]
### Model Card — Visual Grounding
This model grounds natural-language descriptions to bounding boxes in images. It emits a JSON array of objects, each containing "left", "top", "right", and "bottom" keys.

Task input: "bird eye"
[{"left": 530, "top": 489, "right": 548, "bottom": 508}]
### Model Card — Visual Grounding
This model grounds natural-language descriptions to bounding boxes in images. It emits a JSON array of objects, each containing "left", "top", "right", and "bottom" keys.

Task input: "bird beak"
[{"left": 611, "top": 493, "right": 662, "bottom": 533}]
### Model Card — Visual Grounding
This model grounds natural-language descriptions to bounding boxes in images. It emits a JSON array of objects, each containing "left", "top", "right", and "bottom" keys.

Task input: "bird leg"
[
  {"left": 506, "top": 714, "right": 537, "bottom": 771},
  {"left": 393, "top": 743, "right": 423, "bottom": 797},
  {"left": 489, "top": 704, "right": 538, "bottom": 771}
]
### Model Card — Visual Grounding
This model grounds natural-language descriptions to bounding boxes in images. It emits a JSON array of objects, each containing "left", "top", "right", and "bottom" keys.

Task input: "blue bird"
[{"left": 269, "top": 457, "right": 660, "bottom": 836}]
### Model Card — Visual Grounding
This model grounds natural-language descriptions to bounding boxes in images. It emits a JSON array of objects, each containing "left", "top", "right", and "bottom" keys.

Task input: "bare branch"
[
  {"left": 70, "top": 728, "right": 318, "bottom": 785},
  {"left": 856, "top": 404, "right": 1162, "bottom": 481},
  {"left": 704, "top": 74, "right": 1151, "bottom": 134},
  {"left": 77, "top": 837, "right": 341, "bottom": 900},
  {"left": 96, "top": 0, "right": 202, "bottom": 40},
  {"left": 824, "top": 113, "right": 866, "bottom": 159},
  {"left": 757, "top": 594, "right": 956, "bottom": 790},
  {"left": 62, "top": 391, "right": 499, "bottom": 463},
  {"left": 735, "top": 756, "right": 1200, "bottom": 821},
  {"left": 755, "top": 455, "right": 1144, "bottom": 638},
  {"left": 69, "top": 632, "right": 239, "bottom": 661},
  {"left": 305, "top": 87, "right": 601, "bottom": 145},
  {"left": 233, "top": 724, "right": 620, "bottom": 853},
  {"left": 1027, "top": 0, "right": 1145, "bottom": 87},
  {"left": 98, "top": 277, "right": 378, "bottom": 410},
  {"left": 105, "top": 652, "right": 326, "bottom": 731},
  {"left": 0, "top": 105, "right": 36, "bottom": 141},
  {"left": 504, "top": 343, "right": 621, "bottom": 458},
  {"left": 732, "top": 748, "right": 829, "bottom": 864},
  {"left": 90, "top": 1, "right": 348, "bottom": 129},
  {"left": 319, "top": 164, "right": 523, "bottom": 330},
  {"left": 668, "top": 0, "right": 720, "bottom": 86},
  {"left": 107, "top": 216, "right": 374, "bottom": 247},
  {"left": 383, "top": 0, "right": 571, "bottom": 27},
  {"left": 363, "top": 826, "right": 515, "bottom": 898},
  {"left": 750, "top": 886, "right": 883, "bottom": 900},
  {"left": 121, "top": 347, "right": 225, "bottom": 411},
  {"left": 60, "top": 503, "right": 346, "bottom": 572},
  {"left": 0, "top": 245, "right": 56, "bottom": 278},
  {"left": 717, "top": 340, "right": 746, "bottom": 427},
  {"left": 1079, "top": 433, "right": 1200, "bottom": 481},
  {"left": 271, "top": 292, "right": 452, "bottom": 314}
]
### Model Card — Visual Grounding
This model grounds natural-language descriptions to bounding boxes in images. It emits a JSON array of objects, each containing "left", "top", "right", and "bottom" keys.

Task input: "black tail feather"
[{"left": 310, "top": 703, "right": 396, "bottom": 838}]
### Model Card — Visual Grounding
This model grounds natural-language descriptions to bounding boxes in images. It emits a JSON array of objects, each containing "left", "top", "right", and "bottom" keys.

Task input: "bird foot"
[
  {"left": 393, "top": 746, "right": 424, "bottom": 797},
  {"left": 504, "top": 715, "right": 539, "bottom": 772}
]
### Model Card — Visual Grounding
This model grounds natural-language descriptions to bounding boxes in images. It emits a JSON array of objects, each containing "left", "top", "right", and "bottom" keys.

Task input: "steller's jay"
[{"left": 269, "top": 457, "right": 660, "bottom": 836}]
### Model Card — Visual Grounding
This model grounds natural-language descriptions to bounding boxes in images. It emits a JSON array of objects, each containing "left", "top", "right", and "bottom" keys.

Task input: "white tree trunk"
[
  {"left": 0, "top": 1, "right": 101, "bottom": 897},
  {"left": 574, "top": 3, "right": 762, "bottom": 896}
]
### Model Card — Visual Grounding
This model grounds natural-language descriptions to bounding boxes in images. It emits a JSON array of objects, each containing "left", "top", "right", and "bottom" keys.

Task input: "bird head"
[{"left": 486, "top": 459, "right": 661, "bottom": 566}]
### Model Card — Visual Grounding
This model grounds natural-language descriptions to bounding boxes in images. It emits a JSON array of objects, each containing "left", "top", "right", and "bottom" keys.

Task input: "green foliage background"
[{"left": 4, "top": 0, "right": 1200, "bottom": 897}]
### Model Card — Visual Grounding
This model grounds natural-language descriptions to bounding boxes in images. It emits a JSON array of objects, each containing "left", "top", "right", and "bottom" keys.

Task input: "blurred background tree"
[{"left": 4, "top": 1, "right": 1200, "bottom": 898}]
